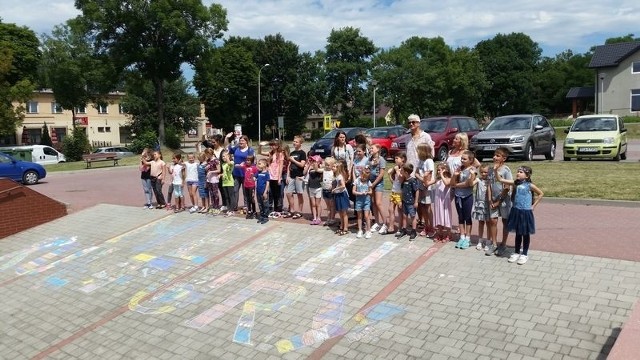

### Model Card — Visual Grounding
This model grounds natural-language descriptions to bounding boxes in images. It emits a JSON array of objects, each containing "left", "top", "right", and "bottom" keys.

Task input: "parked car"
[
  {"left": 93, "top": 146, "right": 134, "bottom": 158},
  {"left": 562, "top": 114, "right": 627, "bottom": 161},
  {"left": 0, "top": 151, "right": 47, "bottom": 185},
  {"left": 470, "top": 114, "right": 556, "bottom": 161},
  {"left": 0, "top": 145, "right": 66, "bottom": 165},
  {"left": 348, "top": 125, "right": 407, "bottom": 159},
  {"left": 308, "top": 127, "right": 366, "bottom": 158},
  {"left": 389, "top": 116, "right": 481, "bottom": 161}
]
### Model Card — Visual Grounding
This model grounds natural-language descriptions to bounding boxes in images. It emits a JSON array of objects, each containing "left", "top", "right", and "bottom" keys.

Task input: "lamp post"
[
  {"left": 258, "top": 63, "right": 270, "bottom": 144},
  {"left": 371, "top": 80, "right": 378, "bottom": 127},
  {"left": 598, "top": 73, "right": 605, "bottom": 114}
]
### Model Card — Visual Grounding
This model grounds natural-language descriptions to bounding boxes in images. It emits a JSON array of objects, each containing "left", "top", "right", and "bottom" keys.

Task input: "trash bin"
[{"left": 1, "top": 148, "right": 33, "bottom": 162}]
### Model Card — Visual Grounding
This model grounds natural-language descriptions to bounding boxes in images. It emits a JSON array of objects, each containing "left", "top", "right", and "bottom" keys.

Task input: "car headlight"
[
  {"left": 603, "top": 137, "right": 614, "bottom": 144},
  {"left": 565, "top": 138, "right": 574, "bottom": 144},
  {"left": 510, "top": 135, "right": 525, "bottom": 143},
  {"left": 391, "top": 143, "right": 398, "bottom": 148}
]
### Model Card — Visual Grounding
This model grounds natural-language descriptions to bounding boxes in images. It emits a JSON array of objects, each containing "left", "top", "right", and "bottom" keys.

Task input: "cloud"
[{"left": 2, "top": 0, "right": 638, "bottom": 56}]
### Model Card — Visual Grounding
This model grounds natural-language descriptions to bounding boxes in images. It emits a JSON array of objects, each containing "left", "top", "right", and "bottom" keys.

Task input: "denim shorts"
[
  {"left": 355, "top": 196, "right": 371, "bottom": 211},
  {"left": 173, "top": 184, "right": 184, "bottom": 198},
  {"left": 322, "top": 189, "right": 333, "bottom": 199},
  {"left": 402, "top": 203, "right": 416, "bottom": 217}
]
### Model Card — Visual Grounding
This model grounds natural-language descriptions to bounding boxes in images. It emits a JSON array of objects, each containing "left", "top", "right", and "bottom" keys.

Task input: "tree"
[
  {"left": 121, "top": 73, "right": 200, "bottom": 144},
  {"left": 40, "top": 22, "right": 117, "bottom": 129},
  {"left": 475, "top": 33, "right": 542, "bottom": 116},
  {"left": 325, "top": 27, "right": 376, "bottom": 125},
  {"left": 0, "top": 22, "right": 40, "bottom": 137},
  {"left": 74, "top": 0, "right": 228, "bottom": 144},
  {"left": 40, "top": 123, "right": 53, "bottom": 147}
]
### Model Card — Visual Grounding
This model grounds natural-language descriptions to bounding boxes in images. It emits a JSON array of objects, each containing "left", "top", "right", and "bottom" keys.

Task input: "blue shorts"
[
  {"left": 372, "top": 182, "right": 384, "bottom": 192},
  {"left": 173, "top": 184, "right": 184, "bottom": 198},
  {"left": 198, "top": 185, "right": 209, "bottom": 198},
  {"left": 354, "top": 196, "right": 371, "bottom": 211},
  {"left": 322, "top": 189, "right": 333, "bottom": 200},
  {"left": 187, "top": 181, "right": 198, "bottom": 187},
  {"left": 402, "top": 203, "right": 416, "bottom": 217}
]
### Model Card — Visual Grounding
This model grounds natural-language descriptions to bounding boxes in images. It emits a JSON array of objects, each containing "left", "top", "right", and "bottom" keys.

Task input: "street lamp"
[
  {"left": 371, "top": 80, "right": 378, "bottom": 128},
  {"left": 258, "top": 63, "right": 270, "bottom": 144},
  {"left": 598, "top": 73, "right": 605, "bottom": 114}
]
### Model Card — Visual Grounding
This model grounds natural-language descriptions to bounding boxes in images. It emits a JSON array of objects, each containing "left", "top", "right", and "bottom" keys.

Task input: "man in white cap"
[{"left": 405, "top": 114, "right": 434, "bottom": 174}]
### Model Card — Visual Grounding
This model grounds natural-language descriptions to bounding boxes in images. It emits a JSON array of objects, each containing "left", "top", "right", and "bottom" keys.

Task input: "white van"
[{"left": 0, "top": 145, "right": 66, "bottom": 165}]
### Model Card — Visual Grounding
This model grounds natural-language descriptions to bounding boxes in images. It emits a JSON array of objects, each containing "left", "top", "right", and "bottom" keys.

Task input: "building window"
[
  {"left": 97, "top": 127, "right": 111, "bottom": 133},
  {"left": 118, "top": 104, "right": 125, "bottom": 114},
  {"left": 98, "top": 104, "right": 108, "bottom": 114},
  {"left": 51, "top": 102, "right": 63, "bottom": 114},
  {"left": 317, "top": 121, "right": 323, "bottom": 129},
  {"left": 632, "top": 89, "right": 640, "bottom": 111},
  {"left": 76, "top": 105, "right": 86, "bottom": 114},
  {"left": 633, "top": 61, "right": 640, "bottom": 74},
  {"left": 27, "top": 101, "right": 38, "bottom": 113}
]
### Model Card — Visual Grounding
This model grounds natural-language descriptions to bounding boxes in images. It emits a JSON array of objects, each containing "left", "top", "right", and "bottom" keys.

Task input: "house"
[
  {"left": 5, "top": 89, "right": 209, "bottom": 149},
  {"left": 302, "top": 105, "right": 393, "bottom": 135},
  {"left": 588, "top": 41, "right": 640, "bottom": 116}
]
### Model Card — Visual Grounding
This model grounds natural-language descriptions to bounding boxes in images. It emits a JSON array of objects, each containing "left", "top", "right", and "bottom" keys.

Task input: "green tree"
[
  {"left": 325, "top": 27, "right": 376, "bottom": 125},
  {"left": 40, "top": 123, "right": 53, "bottom": 147},
  {"left": 120, "top": 73, "right": 200, "bottom": 147},
  {"left": 475, "top": 33, "right": 542, "bottom": 116},
  {"left": 74, "top": 0, "right": 228, "bottom": 144},
  {"left": 0, "top": 22, "right": 40, "bottom": 137},
  {"left": 40, "top": 22, "right": 117, "bottom": 129}
]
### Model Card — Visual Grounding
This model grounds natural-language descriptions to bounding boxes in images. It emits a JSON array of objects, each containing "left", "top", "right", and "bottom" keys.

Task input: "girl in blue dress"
[{"left": 495, "top": 166, "right": 544, "bottom": 265}]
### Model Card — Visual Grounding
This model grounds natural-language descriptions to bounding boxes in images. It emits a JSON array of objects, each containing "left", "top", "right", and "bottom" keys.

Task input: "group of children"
[{"left": 140, "top": 142, "right": 543, "bottom": 264}]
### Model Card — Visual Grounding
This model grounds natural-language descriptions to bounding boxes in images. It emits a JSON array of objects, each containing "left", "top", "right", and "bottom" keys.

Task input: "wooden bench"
[{"left": 82, "top": 152, "right": 119, "bottom": 168}]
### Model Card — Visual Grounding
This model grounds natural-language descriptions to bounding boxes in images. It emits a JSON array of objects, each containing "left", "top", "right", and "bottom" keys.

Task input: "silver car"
[
  {"left": 470, "top": 114, "right": 556, "bottom": 161},
  {"left": 93, "top": 146, "right": 134, "bottom": 158}
]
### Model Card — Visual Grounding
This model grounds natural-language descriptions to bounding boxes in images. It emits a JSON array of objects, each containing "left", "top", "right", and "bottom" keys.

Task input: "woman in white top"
[
  {"left": 446, "top": 133, "right": 480, "bottom": 174},
  {"left": 405, "top": 114, "right": 434, "bottom": 175}
]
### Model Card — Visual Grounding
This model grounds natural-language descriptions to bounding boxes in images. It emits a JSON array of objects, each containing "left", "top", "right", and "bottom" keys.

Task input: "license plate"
[
  {"left": 484, "top": 145, "right": 498, "bottom": 151},
  {"left": 315, "top": 149, "right": 324, "bottom": 153},
  {"left": 578, "top": 147, "right": 598, "bottom": 153}
]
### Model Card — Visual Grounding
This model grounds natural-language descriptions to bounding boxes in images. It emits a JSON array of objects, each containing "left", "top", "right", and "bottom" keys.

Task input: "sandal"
[
  {"left": 292, "top": 212, "right": 302, "bottom": 219},
  {"left": 338, "top": 230, "right": 349, "bottom": 236},
  {"left": 281, "top": 212, "right": 292, "bottom": 218}
]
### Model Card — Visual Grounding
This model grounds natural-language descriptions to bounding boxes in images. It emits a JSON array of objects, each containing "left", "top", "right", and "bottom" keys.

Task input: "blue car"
[
  {"left": 308, "top": 127, "right": 366, "bottom": 158},
  {"left": 0, "top": 151, "right": 47, "bottom": 185}
]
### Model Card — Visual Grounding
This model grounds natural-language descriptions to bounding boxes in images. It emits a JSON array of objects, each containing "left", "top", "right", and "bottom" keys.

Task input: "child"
[
  {"left": 472, "top": 164, "right": 491, "bottom": 250},
  {"left": 255, "top": 158, "right": 271, "bottom": 224},
  {"left": 165, "top": 159, "right": 177, "bottom": 211},
  {"left": 196, "top": 152, "right": 209, "bottom": 213},
  {"left": 169, "top": 153, "right": 186, "bottom": 212},
  {"left": 321, "top": 157, "right": 337, "bottom": 226},
  {"left": 285, "top": 136, "right": 307, "bottom": 219},
  {"left": 304, "top": 155, "right": 324, "bottom": 225},
  {"left": 331, "top": 160, "right": 350, "bottom": 236},
  {"left": 486, "top": 147, "right": 513, "bottom": 256},
  {"left": 414, "top": 143, "right": 434, "bottom": 237},
  {"left": 139, "top": 148, "right": 154, "bottom": 209},
  {"left": 432, "top": 162, "right": 453, "bottom": 242},
  {"left": 451, "top": 150, "right": 476, "bottom": 249},
  {"left": 368, "top": 144, "right": 386, "bottom": 234},
  {"left": 496, "top": 166, "right": 544, "bottom": 265},
  {"left": 184, "top": 153, "right": 199, "bottom": 211},
  {"left": 149, "top": 150, "right": 166, "bottom": 209},
  {"left": 352, "top": 167, "right": 372, "bottom": 238},
  {"left": 220, "top": 150, "right": 236, "bottom": 217},
  {"left": 240, "top": 155, "right": 258, "bottom": 219},
  {"left": 397, "top": 164, "right": 420, "bottom": 240},
  {"left": 380, "top": 152, "right": 406, "bottom": 235},
  {"left": 205, "top": 148, "right": 221, "bottom": 215},
  {"left": 259, "top": 139, "right": 284, "bottom": 215}
]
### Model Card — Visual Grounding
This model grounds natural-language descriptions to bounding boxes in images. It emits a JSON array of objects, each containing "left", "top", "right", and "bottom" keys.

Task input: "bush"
[
  {"left": 164, "top": 126, "right": 182, "bottom": 150},
  {"left": 40, "top": 124, "right": 53, "bottom": 147},
  {"left": 62, "top": 127, "right": 91, "bottom": 161},
  {"left": 129, "top": 131, "right": 158, "bottom": 154}
]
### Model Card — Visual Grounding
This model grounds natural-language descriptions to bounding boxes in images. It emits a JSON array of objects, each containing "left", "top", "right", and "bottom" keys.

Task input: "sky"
[{"left": 2, "top": 0, "right": 638, "bottom": 60}]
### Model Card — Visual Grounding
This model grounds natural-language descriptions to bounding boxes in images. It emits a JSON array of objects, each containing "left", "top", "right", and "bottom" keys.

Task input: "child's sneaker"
[
  {"left": 508, "top": 253, "right": 520, "bottom": 263},
  {"left": 378, "top": 224, "right": 388, "bottom": 235},
  {"left": 460, "top": 238, "right": 470, "bottom": 249},
  {"left": 476, "top": 239, "right": 484, "bottom": 250},
  {"left": 370, "top": 223, "right": 380, "bottom": 233},
  {"left": 356, "top": 230, "right": 363, "bottom": 238},
  {"left": 516, "top": 255, "right": 529, "bottom": 265},
  {"left": 394, "top": 229, "right": 407, "bottom": 239},
  {"left": 409, "top": 229, "right": 417, "bottom": 241},
  {"left": 225, "top": 211, "right": 235, "bottom": 217},
  {"left": 365, "top": 231, "right": 372, "bottom": 239}
]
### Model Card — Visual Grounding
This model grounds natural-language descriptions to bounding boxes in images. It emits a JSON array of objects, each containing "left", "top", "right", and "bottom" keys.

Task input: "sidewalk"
[{"left": 1, "top": 204, "right": 639, "bottom": 359}]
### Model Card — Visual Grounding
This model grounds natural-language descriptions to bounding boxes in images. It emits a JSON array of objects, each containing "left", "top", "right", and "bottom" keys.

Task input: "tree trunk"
[
  {"left": 71, "top": 108, "right": 76, "bottom": 130},
  {"left": 154, "top": 77, "right": 165, "bottom": 145}
]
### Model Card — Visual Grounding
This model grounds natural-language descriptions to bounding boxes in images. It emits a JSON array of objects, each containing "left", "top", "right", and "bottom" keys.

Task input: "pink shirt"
[
  {"left": 241, "top": 164, "right": 258, "bottom": 188},
  {"left": 268, "top": 152, "right": 283, "bottom": 180}
]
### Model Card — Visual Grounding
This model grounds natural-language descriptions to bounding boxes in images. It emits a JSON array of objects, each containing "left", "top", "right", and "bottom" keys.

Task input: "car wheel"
[
  {"left": 437, "top": 146, "right": 448, "bottom": 161},
  {"left": 563, "top": 156, "right": 570, "bottom": 161},
  {"left": 613, "top": 146, "right": 621, "bottom": 161},
  {"left": 380, "top": 147, "right": 388, "bottom": 159},
  {"left": 544, "top": 141, "right": 556, "bottom": 160},
  {"left": 23, "top": 170, "right": 39, "bottom": 185},
  {"left": 523, "top": 142, "right": 533, "bottom": 161},
  {"left": 621, "top": 151, "right": 627, "bottom": 160}
]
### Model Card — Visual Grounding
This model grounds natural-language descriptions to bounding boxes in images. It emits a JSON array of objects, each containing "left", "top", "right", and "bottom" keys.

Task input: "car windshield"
[
  {"left": 422, "top": 119, "right": 447, "bottom": 133},
  {"left": 485, "top": 117, "right": 531, "bottom": 131},
  {"left": 322, "top": 129, "right": 340, "bottom": 139},
  {"left": 365, "top": 128, "right": 390, "bottom": 138},
  {"left": 93, "top": 149, "right": 107, "bottom": 153},
  {"left": 571, "top": 117, "right": 617, "bottom": 132}
]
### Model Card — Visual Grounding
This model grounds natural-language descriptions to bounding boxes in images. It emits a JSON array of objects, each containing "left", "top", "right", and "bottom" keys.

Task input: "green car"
[{"left": 563, "top": 115, "right": 628, "bottom": 161}]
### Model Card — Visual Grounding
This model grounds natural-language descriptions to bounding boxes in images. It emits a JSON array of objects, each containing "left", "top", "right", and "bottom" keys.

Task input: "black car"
[{"left": 308, "top": 127, "right": 366, "bottom": 158}]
